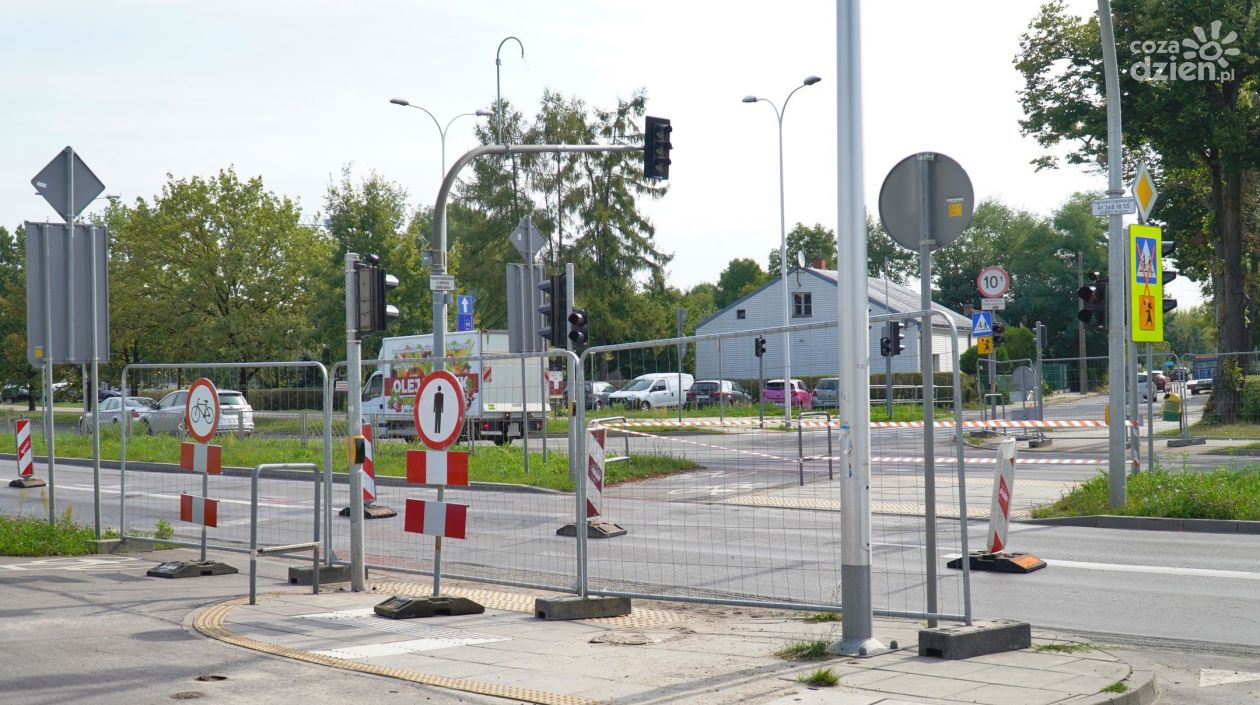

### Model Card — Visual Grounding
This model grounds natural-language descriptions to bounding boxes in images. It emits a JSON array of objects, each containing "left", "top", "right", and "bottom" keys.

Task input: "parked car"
[
  {"left": 1150, "top": 371, "right": 1168, "bottom": 392},
  {"left": 608, "top": 373, "right": 694, "bottom": 410},
  {"left": 762, "top": 379, "right": 814, "bottom": 408},
  {"left": 78, "top": 396, "right": 157, "bottom": 433},
  {"left": 686, "top": 380, "right": 752, "bottom": 407},
  {"left": 139, "top": 388, "right": 255, "bottom": 435},
  {"left": 98, "top": 387, "right": 123, "bottom": 402},
  {"left": 2, "top": 385, "right": 32, "bottom": 403},
  {"left": 1136, "top": 373, "right": 1160, "bottom": 401},
  {"left": 813, "top": 378, "right": 840, "bottom": 408},
  {"left": 1188, "top": 376, "right": 1213, "bottom": 395},
  {"left": 567, "top": 381, "right": 616, "bottom": 410}
]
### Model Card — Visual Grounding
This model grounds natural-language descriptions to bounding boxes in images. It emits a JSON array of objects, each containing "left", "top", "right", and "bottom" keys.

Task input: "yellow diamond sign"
[{"left": 1132, "top": 161, "right": 1158, "bottom": 222}]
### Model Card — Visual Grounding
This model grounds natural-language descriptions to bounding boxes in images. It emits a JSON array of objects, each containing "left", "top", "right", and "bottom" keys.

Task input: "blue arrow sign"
[
  {"left": 971, "top": 311, "right": 993, "bottom": 337},
  {"left": 456, "top": 294, "right": 475, "bottom": 316},
  {"left": 456, "top": 313, "right": 474, "bottom": 332}
]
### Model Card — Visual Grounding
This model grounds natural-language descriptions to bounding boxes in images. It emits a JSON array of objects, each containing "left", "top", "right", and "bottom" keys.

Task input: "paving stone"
[
  {"left": 855, "top": 672, "right": 979, "bottom": 699},
  {"left": 959, "top": 682, "right": 1068, "bottom": 705}
]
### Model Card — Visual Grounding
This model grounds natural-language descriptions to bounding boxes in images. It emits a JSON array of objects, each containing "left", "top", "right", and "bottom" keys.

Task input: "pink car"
[{"left": 761, "top": 379, "right": 814, "bottom": 408}]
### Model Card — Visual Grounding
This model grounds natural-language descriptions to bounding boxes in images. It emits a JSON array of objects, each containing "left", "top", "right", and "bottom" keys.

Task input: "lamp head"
[
  {"left": 475, "top": 109, "right": 493, "bottom": 117},
  {"left": 741, "top": 95, "right": 758, "bottom": 103},
  {"left": 389, "top": 98, "right": 410, "bottom": 106},
  {"left": 803, "top": 75, "right": 822, "bottom": 86}
]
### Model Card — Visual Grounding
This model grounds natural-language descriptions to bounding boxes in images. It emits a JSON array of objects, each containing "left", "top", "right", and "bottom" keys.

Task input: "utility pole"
[
  {"left": 345, "top": 252, "right": 365, "bottom": 591},
  {"left": 1078, "top": 251, "right": 1088, "bottom": 394}
]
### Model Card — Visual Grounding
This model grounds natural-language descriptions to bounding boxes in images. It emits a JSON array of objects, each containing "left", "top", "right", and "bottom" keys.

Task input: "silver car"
[
  {"left": 139, "top": 389, "right": 255, "bottom": 435},
  {"left": 78, "top": 396, "right": 157, "bottom": 433},
  {"left": 813, "top": 378, "right": 840, "bottom": 408}
]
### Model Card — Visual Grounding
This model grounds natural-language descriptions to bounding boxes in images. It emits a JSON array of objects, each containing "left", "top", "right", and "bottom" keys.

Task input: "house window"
[
  {"left": 793, "top": 293, "right": 812, "bottom": 318},
  {"left": 736, "top": 309, "right": 746, "bottom": 320}
]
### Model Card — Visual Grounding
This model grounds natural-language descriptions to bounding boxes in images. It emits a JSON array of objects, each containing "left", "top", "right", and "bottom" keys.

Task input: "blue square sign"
[
  {"left": 971, "top": 311, "right": 993, "bottom": 337},
  {"left": 456, "top": 313, "right": 474, "bottom": 332},
  {"left": 456, "top": 294, "right": 475, "bottom": 316}
]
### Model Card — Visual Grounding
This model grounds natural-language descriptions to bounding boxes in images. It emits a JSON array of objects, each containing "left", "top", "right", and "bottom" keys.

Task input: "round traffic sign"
[
  {"left": 878, "top": 152, "right": 974, "bottom": 252},
  {"left": 413, "top": 370, "right": 466, "bottom": 450},
  {"left": 185, "top": 378, "right": 220, "bottom": 443},
  {"left": 977, "top": 266, "right": 1010, "bottom": 298}
]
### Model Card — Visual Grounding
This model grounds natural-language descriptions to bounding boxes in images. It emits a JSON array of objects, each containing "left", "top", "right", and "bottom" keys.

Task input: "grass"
[
  {"left": 1102, "top": 681, "right": 1128, "bottom": 694},
  {"left": 796, "top": 668, "right": 840, "bottom": 687},
  {"left": 0, "top": 508, "right": 99, "bottom": 556},
  {"left": 775, "top": 639, "right": 832, "bottom": 660},
  {"left": 0, "top": 426, "right": 699, "bottom": 492},
  {"left": 1034, "top": 642, "right": 1093, "bottom": 654},
  {"left": 1158, "top": 421, "right": 1260, "bottom": 439},
  {"left": 802, "top": 612, "right": 842, "bottom": 623},
  {"left": 1031, "top": 467, "right": 1260, "bottom": 521}
]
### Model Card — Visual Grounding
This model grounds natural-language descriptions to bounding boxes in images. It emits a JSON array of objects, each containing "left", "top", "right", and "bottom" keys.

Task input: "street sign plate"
[
  {"left": 1132, "top": 162, "right": 1159, "bottom": 222},
  {"left": 981, "top": 297, "right": 1006, "bottom": 311},
  {"left": 1091, "top": 197, "right": 1137, "bottom": 216},
  {"left": 456, "top": 313, "right": 473, "bottom": 332},
  {"left": 971, "top": 311, "right": 993, "bottom": 337},
  {"left": 878, "top": 152, "right": 974, "bottom": 251},
  {"left": 977, "top": 337, "right": 993, "bottom": 355},
  {"left": 456, "top": 294, "right": 475, "bottom": 316},
  {"left": 976, "top": 266, "right": 1010, "bottom": 298},
  {"left": 429, "top": 274, "right": 455, "bottom": 292},
  {"left": 24, "top": 222, "right": 110, "bottom": 365},
  {"left": 413, "top": 370, "right": 466, "bottom": 450},
  {"left": 1129, "top": 224, "right": 1164, "bottom": 343},
  {"left": 510, "top": 216, "right": 545, "bottom": 260},
  {"left": 184, "top": 378, "right": 220, "bottom": 443},
  {"left": 31, "top": 147, "right": 105, "bottom": 221}
]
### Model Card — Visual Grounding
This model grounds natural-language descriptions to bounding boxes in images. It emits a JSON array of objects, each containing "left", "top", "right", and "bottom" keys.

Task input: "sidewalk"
[{"left": 2, "top": 546, "right": 1155, "bottom": 705}]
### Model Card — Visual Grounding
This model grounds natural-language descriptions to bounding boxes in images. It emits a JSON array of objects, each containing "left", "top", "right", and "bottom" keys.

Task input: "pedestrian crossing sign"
[
  {"left": 971, "top": 311, "right": 993, "bottom": 337},
  {"left": 1129, "top": 224, "right": 1164, "bottom": 343}
]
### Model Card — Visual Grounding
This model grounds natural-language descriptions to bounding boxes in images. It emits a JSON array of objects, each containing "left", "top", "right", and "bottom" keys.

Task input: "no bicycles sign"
[{"left": 185, "top": 378, "right": 220, "bottom": 443}]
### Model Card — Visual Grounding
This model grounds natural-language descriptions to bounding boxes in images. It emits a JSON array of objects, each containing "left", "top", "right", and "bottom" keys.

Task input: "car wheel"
[
  {"left": 142, "top": 421, "right": 153, "bottom": 435},
  {"left": 639, "top": 400, "right": 651, "bottom": 410},
  {"left": 78, "top": 419, "right": 87, "bottom": 434}
]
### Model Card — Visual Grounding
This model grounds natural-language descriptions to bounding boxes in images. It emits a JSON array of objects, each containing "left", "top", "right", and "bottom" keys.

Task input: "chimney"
[{"left": 811, "top": 258, "right": 827, "bottom": 269}]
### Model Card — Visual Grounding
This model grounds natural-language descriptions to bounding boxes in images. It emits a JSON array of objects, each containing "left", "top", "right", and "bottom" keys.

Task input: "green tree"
[
  {"left": 867, "top": 216, "right": 919, "bottom": 283},
  {"left": 1165, "top": 304, "right": 1217, "bottom": 353},
  {"left": 0, "top": 225, "right": 38, "bottom": 410},
  {"left": 1015, "top": 0, "right": 1260, "bottom": 419},
  {"left": 716, "top": 258, "right": 767, "bottom": 308},
  {"left": 1001, "top": 325, "right": 1037, "bottom": 364},
  {"left": 768, "top": 223, "right": 836, "bottom": 276}
]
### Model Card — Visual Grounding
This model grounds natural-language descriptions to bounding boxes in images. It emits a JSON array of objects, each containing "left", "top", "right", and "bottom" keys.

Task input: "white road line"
[
  {"left": 945, "top": 554, "right": 1260, "bottom": 581},
  {"left": 56, "top": 483, "right": 299, "bottom": 509}
]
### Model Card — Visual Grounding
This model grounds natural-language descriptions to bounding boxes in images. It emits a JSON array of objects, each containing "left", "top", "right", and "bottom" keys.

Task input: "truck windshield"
[
  {"left": 623, "top": 380, "right": 652, "bottom": 392},
  {"left": 363, "top": 374, "right": 383, "bottom": 400}
]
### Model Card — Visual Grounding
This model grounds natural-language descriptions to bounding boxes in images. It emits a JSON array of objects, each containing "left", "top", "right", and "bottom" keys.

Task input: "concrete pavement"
[{"left": 2, "top": 547, "right": 1155, "bottom": 705}]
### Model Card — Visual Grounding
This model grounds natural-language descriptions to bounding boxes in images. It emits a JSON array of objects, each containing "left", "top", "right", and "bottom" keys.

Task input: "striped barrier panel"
[
  {"left": 179, "top": 442, "right": 222, "bottom": 474},
  {"left": 179, "top": 493, "right": 219, "bottom": 528},
  {"left": 403, "top": 499, "right": 467, "bottom": 539},
  {"left": 15, "top": 419, "right": 33, "bottom": 477}
]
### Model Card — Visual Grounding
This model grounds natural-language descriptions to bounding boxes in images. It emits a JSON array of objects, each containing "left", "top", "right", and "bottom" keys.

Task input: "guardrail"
[{"left": 250, "top": 463, "right": 322, "bottom": 605}]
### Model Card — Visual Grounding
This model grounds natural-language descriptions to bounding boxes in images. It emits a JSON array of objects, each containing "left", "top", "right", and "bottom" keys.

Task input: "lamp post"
[
  {"left": 743, "top": 75, "right": 822, "bottom": 426},
  {"left": 495, "top": 36, "right": 525, "bottom": 145},
  {"left": 389, "top": 100, "right": 491, "bottom": 361}
]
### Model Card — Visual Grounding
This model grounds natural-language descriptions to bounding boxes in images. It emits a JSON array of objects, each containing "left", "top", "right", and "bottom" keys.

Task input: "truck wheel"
[{"left": 493, "top": 434, "right": 510, "bottom": 446}]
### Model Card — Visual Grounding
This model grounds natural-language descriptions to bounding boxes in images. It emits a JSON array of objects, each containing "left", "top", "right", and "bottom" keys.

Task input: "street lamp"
[
  {"left": 742, "top": 74, "right": 822, "bottom": 425},
  {"left": 389, "top": 99, "right": 493, "bottom": 177},
  {"left": 494, "top": 36, "right": 525, "bottom": 145}
]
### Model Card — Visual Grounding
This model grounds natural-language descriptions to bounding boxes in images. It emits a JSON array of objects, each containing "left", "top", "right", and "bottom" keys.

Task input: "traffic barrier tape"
[{"left": 594, "top": 417, "right": 1135, "bottom": 430}]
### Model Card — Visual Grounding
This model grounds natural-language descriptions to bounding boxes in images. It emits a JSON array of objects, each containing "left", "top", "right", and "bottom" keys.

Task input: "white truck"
[{"left": 360, "top": 330, "right": 547, "bottom": 444}]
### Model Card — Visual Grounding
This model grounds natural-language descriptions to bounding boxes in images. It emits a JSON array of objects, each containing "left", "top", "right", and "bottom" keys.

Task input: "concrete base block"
[
  {"left": 1028, "top": 438, "right": 1053, "bottom": 448},
  {"left": 1167, "top": 437, "right": 1206, "bottom": 448},
  {"left": 535, "top": 595, "right": 631, "bottom": 620},
  {"left": 95, "top": 538, "right": 150, "bottom": 554},
  {"left": 919, "top": 619, "right": 1030, "bottom": 659},
  {"left": 338, "top": 504, "right": 398, "bottom": 519},
  {"left": 555, "top": 521, "right": 627, "bottom": 538},
  {"left": 147, "top": 560, "right": 237, "bottom": 579},
  {"left": 374, "top": 595, "right": 484, "bottom": 619},
  {"left": 290, "top": 564, "right": 353, "bottom": 585},
  {"left": 9, "top": 477, "right": 46, "bottom": 489}
]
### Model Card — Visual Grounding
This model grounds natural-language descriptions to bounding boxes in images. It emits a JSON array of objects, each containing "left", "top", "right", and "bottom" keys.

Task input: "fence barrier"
[{"left": 250, "top": 463, "right": 322, "bottom": 605}]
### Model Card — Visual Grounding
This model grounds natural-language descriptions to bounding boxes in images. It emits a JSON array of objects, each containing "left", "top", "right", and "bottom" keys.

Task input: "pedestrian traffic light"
[
  {"left": 754, "top": 335, "right": 766, "bottom": 357},
  {"left": 1077, "top": 273, "right": 1108, "bottom": 330},
  {"left": 567, "top": 308, "right": 589, "bottom": 346},
  {"left": 537, "top": 274, "right": 568, "bottom": 346},
  {"left": 1163, "top": 298, "right": 1177, "bottom": 314},
  {"left": 354, "top": 255, "right": 399, "bottom": 338},
  {"left": 889, "top": 321, "right": 906, "bottom": 356},
  {"left": 880, "top": 335, "right": 893, "bottom": 357},
  {"left": 992, "top": 321, "right": 1006, "bottom": 347},
  {"left": 1161, "top": 239, "right": 1177, "bottom": 293},
  {"left": 643, "top": 116, "right": 672, "bottom": 180}
]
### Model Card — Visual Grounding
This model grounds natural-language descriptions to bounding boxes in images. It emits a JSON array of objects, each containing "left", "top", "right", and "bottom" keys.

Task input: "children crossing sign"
[
  {"left": 971, "top": 311, "right": 993, "bottom": 337},
  {"left": 1129, "top": 224, "right": 1164, "bottom": 343}
]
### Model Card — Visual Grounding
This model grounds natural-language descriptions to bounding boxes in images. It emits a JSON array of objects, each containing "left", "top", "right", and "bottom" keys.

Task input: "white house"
[{"left": 694, "top": 265, "right": 971, "bottom": 380}]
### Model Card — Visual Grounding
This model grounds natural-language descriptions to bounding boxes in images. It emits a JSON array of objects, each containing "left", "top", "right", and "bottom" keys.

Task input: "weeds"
[
  {"left": 802, "top": 612, "right": 842, "bottom": 623},
  {"left": 796, "top": 668, "right": 840, "bottom": 687},
  {"left": 1102, "top": 681, "right": 1128, "bottom": 693},
  {"left": 1034, "top": 642, "right": 1093, "bottom": 654},
  {"left": 775, "top": 640, "right": 831, "bottom": 660}
]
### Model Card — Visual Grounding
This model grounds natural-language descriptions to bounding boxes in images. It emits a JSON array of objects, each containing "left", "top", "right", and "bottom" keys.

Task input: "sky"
[{"left": 1, "top": 0, "right": 1204, "bottom": 309}]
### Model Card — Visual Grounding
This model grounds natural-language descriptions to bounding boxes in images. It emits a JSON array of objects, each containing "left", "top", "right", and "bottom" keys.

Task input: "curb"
[
  {"left": 1019, "top": 514, "right": 1260, "bottom": 535},
  {"left": 0, "top": 453, "right": 564, "bottom": 495},
  {"left": 1064, "top": 650, "right": 1157, "bottom": 705}
]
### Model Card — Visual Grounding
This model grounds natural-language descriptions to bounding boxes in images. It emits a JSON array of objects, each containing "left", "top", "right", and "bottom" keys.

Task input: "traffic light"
[
  {"left": 754, "top": 335, "right": 767, "bottom": 357},
  {"left": 992, "top": 321, "right": 1006, "bottom": 347},
  {"left": 889, "top": 321, "right": 906, "bottom": 356},
  {"left": 537, "top": 274, "right": 568, "bottom": 346},
  {"left": 1162, "top": 240, "right": 1177, "bottom": 314},
  {"left": 567, "top": 308, "right": 589, "bottom": 346},
  {"left": 1077, "top": 272, "right": 1108, "bottom": 330},
  {"left": 643, "top": 116, "right": 672, "bottom": 180},
  {"left": 1163, "top": 298, "right": 1178, "bottom": 314},
  {"left": 354, "top": 255, "right": 399, "bottom": 338},
  {"left": 880, "top": 335, "right": 893, "bottom": 357}
]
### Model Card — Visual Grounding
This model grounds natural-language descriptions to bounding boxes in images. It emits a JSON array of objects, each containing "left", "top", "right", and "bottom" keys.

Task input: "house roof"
[{"left": 696, "top": 267, "right": 971, "bottom": 331}]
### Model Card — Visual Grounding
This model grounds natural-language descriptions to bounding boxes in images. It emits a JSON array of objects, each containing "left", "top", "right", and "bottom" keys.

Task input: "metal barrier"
[
  {"left": 796, "top": 411, "right": 834, "bottom": 484},
  {"left": 250, "top": 463, "right": 322, "bottom": 605},
  {"left": 587, "top": 415, "right": 630, "bottom": 463}
]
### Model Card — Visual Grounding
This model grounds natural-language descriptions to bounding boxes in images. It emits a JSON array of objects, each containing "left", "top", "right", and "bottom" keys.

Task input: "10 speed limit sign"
[{"left": 977, "top": 266, "right": 1010, "bottom": 298}]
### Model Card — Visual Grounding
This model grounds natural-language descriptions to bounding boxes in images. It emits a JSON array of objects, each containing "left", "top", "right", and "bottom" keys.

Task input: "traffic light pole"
[
  {"left": 1098, "top": 0, "right": 1128, "bottom": 508},
  {"left": 884, "top": 325, "right": 893, "bottom": 418},
  {"left": 344, "top": 252, "right": 366, "bottom": 591}
]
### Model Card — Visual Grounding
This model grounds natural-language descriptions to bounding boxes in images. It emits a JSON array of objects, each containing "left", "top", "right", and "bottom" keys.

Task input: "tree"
[
  {"left": 0, "top": 225, "right": 37, "bottom": 410},
  {"left": 1015, "top": 0, "right": 1260, "bottom": 420},
  {"left": 867, "top": 216, "right": 919, "bottom": 283},
  {"left": 716, "top": 258, "right": 767, "bottom": 308},
  {"left": 1165, "top": 304, "right": 1217, "bottom": 353},
  {"left": 767, "top": 223, "right": 836, "bottom": 276}
]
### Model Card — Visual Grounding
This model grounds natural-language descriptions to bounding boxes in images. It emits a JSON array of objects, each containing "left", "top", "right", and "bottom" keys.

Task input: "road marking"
[
  {"left": 57, "top": 482, "right": 298, "bottom": 509},
  {"left": 1200, "top": 669, "right": 1260, "bottom": 687},
  {"left": 945, "top": 554, "right": 1260, "bottom": 581},
  {"left": 0, "top": 556, "right": 144, "bottom": 571}
]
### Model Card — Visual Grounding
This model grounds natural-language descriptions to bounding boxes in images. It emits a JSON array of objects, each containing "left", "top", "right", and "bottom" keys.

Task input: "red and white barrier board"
[
  {"left": 586, "top": 428, "right": 606, "bottom": 518},
  {"left": 361, "top": 423, "right": 377, "bottom": 502},
  {"left": 179, "top": 442, "right": 222, "bottom": 474},
  {"left": 404, "top": 499, "right": 466, "bottom": 539},
  {"left": 987, "top": 439, "right": 1017, "bottom": 553},
  {"left": 406, "top": 450, "right": 470, "bottom": 486},
  {"left": 179, "top": 493, "right": 219, "bottom": 528},
  {"left": 15, "top": 419, "right": 33, "bottom": 478}
]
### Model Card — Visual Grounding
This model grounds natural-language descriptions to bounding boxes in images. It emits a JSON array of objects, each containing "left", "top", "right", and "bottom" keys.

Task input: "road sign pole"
[
  {"left": 1147, "top": 343, "right": 1154, "bottom": 472},
  {"left": 90, "top": 224, "right": 101, "bottom": 539},
  {"left": 1098, "top": 0, "right": 1128, "bottom": 508},
  {"left": 345, "top": 252, "right": 365, "bottom": 591},
  {"left": 885, "top": 324, "right": 893, "bottom": 419},
  {"left": 41, "top": 222, "right": 55, "bottom": 525},
  {"left": 916, "top": 154, "right": 939, "bottom": 628}
]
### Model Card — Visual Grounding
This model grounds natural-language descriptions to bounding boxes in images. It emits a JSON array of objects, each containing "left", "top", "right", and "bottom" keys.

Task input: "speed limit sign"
[{"left": 977, "top": 266, "right": 1010, "bottom": 298}]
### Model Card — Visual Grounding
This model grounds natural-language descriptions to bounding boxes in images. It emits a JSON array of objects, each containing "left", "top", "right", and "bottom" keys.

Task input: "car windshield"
[
  {"left": 124, "top": 397, "right": 155, "bottom": 409},
  {"left": 765, "top": 382, "right": 784, "bottom": 391},
  {"left": 622, "top": 380, "right": 652, "bottom": 392},
  {"left": 219, "top": 392, "right": 248, "bottom": 407},
  {"left": 817, "top": 379, "right": 837, "bottom": 390},
  {"left": 692, "top": 382, "right": 719, "bottom": 393}
]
